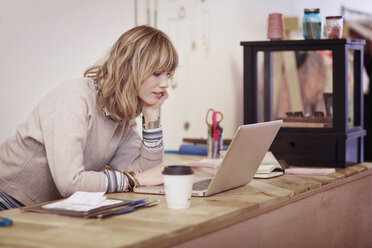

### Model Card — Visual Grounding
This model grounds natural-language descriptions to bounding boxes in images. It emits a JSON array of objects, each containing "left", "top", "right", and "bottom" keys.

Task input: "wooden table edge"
[{"left": 134, "top": 166, "right": 372, "bottom": 248}]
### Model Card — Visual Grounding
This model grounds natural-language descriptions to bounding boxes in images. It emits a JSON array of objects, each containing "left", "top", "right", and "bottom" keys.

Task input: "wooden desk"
[{"left": 1, "top": 155, "right": 372, "bottom": 248}]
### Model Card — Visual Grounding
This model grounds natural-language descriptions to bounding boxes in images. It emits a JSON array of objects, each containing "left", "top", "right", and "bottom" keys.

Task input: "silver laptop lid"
[{"left": 204, "top": 120, "right": 282, "bottom": 196}]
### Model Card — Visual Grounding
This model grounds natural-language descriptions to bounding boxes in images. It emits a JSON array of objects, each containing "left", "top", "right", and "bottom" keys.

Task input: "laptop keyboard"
[{"left": 192, "top": 179, "right": 212, "bottom": 191}]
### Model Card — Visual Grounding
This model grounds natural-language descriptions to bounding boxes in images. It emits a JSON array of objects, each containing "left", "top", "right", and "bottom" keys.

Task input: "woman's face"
[{"left": 138, "top": 71, "right": 170, "bottom": 106}]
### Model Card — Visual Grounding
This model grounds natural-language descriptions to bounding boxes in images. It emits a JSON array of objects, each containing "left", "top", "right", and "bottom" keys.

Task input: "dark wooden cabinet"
[{"left": 240, "top": 39, "right": 366, "bottom": 167}]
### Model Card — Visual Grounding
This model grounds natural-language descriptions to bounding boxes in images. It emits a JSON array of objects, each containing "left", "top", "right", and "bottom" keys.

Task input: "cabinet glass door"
[{"left": 258, "top": 50, "right": 334, "bottom": 128}]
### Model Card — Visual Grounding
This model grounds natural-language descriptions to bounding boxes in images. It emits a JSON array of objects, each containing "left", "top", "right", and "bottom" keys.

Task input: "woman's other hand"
[{"left": 136, "top": 163, "right": 165, "bottom": 186}]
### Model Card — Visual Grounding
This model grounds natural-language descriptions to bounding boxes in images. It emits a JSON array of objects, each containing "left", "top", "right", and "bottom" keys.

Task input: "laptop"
[{"left": 134, "top": 120, "right": 282, "bottom": 197}]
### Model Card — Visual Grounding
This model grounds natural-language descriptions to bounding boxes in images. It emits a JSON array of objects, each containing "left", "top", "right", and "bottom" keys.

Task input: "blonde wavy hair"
[{"left": 84, "top": 25, "right": 179, "bottom": 123}]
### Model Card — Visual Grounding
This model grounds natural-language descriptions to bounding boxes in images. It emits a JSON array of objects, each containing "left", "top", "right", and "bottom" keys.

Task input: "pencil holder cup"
[{"left": 207, "top": 125, "right": 223, "bottom": 159}]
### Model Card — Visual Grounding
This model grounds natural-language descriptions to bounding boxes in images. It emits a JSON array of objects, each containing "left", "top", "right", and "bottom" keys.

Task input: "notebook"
[{"left": 134, "top": 120, "right": 282, "bottom": 197}]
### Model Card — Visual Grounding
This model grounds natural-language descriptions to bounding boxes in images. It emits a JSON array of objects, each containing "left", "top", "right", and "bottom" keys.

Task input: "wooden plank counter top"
[{"left": 1, "top": 154, "right": 372, "bottom": 248}]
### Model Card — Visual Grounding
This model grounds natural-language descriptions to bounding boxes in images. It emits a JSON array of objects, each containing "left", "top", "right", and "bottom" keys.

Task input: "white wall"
[{"left": 1, "top": 0, "right": 372, "bottom": 150}]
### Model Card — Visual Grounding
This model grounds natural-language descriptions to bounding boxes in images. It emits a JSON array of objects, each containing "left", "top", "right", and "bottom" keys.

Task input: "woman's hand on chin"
[{"left": 141, "top": 90, "right": 168, "bottom": 122}]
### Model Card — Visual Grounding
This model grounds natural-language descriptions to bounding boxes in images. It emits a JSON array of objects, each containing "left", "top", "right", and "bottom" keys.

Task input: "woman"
[{"left": 0, "top": 25, "right": 178, "bottom": 210}]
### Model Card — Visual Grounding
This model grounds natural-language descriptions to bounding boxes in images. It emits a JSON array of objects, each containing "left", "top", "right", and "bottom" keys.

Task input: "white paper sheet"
[{"left": 42, "top": 191, "right": 122, "bottom": 212}]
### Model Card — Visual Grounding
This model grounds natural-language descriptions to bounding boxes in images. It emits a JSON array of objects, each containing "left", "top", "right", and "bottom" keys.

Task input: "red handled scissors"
[{"left": 205, "top": 108, "right": 223, "bottom": 141}]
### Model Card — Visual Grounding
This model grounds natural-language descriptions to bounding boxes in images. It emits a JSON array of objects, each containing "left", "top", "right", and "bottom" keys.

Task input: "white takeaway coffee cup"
[{"left": 162, "top": 165, "right": 194, "bottom": 209}]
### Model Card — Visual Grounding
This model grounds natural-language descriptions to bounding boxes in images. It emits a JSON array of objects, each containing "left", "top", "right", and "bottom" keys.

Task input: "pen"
[
  {"left": 112, "top": 199, "right": 151, "bottom": 216},
  {"left": 95, "top": 199, "right": 159, "bottom": 219},
  {"left": 218, "top": 126, "right": 223, "bottom": 151},
  {"left": 113, "top": 206, "right": 137, "bottom": 215},
  {"left": 127, "top": 198, "right": 147, "bottom": 206}
]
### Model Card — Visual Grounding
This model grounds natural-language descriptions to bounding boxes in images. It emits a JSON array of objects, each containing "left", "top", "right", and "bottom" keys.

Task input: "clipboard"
[{"left": 21, "top": 198, "right": 141, "bottom": 218}]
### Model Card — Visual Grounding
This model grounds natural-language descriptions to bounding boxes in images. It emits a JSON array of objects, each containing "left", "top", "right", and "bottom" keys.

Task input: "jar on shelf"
[
  {"left": 303, "top": 8, "right": 322, "bottom": 39},
  {"left": 325, "top": 16, "right": 343, "bottom": 39}
]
